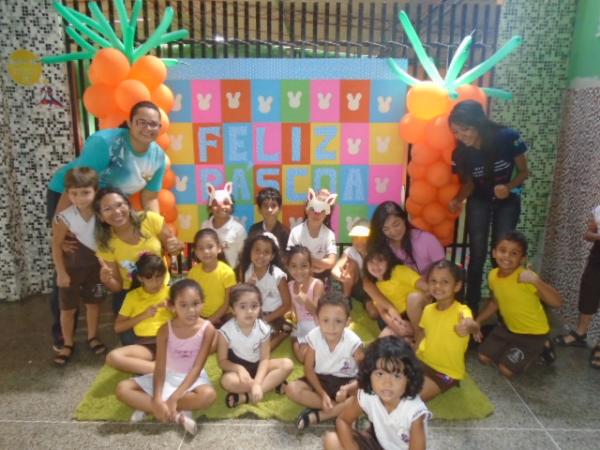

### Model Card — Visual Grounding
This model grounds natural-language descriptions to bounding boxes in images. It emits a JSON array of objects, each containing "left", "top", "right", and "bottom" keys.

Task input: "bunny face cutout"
[
  {"left": 306, "top": 188, "right": 338, "bottom": 215},
  {"left": 206, "top": 182, "right": 233, "bottom": 206}
]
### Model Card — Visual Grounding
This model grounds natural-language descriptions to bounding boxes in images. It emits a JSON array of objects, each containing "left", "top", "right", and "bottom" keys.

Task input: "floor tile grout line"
[{"left": 503, "top": 377, "right": 562, "bottom": 450}]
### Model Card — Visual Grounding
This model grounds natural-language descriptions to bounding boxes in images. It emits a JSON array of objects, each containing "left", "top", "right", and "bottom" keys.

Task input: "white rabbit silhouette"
[
  {"left": 347, "top": 138, "right": 362, "bottom": 155},
  {"left": 345, "top": 216, "right": 360, "bottom": 231},
  {"left": 317, "top": 92, "right": 332, "bottom": 110},
  {"left": 170, "top": 134, "right": 183, "bottom": 151},
  {"left": 179, "top": 214, "right": 192, "bottom": 230},
  {"left": 347, "top": 93, "right": 362, "bottom": 111},
  {"left": 173, "top": 93, "right": 183, "bottom": 112},
  {"left": 257, "top": 95, "right": 273, "bottom": 114},
  {"left": 175, "top": 175, "right": 189, "bottom": 192},
  {"left": 197, "top": 93, "right": 212, "bottom": 111},
  {"left": 226, "top": 92, "right": 241, "bottom": 109},
  {"left": 374, "top": 177, "right": 390, "bottom": 194},
  {"left": 289, "top": 216, "right": 304, "bottom": 227},
  {"left": 376, "top": 136, "right": 391, "bottom": 153},
  {"left": 287, "top": 91, "right": 302, "bottom": 109},
  {"left": 377, "top": 96, "right": 392, "bottom": 113}
]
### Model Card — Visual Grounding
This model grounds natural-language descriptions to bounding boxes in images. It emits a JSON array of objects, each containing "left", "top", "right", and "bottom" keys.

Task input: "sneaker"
[
  {"left": 539, "top": 340, "right": 556, "bottom": 365},
  {"left": 130, "top": 410, "right": 146, "bottom": 423},
  {"left": 178, "top": 410, "right": 197, "bottom": 435}
]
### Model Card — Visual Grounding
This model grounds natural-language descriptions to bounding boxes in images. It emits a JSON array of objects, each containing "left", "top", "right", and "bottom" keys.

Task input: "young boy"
[
  {"left": 51, "top": 167, "right": 106, "bottom": 366},
  {"left": 248, "top": 187, "right": 289, "bottom": 251},
  {"left": 476, "top": 230, "right": 563, "bottom": 377},
  {"left": 285, "top": 291, "right": 364, "bottom": 432}
]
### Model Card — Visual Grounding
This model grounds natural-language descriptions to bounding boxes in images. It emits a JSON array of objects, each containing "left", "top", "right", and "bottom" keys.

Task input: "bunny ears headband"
[
  {"left": 206, "top": 182, "right": 233, "bottom": 205},
  {"left": 306, "top": 188, "right": 338, "bottom": 215}
]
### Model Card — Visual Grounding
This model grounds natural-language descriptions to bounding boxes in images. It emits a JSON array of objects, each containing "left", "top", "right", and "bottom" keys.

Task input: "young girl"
[
  {"left": 238, "top": 232, "right": 293, "bottom": 349},
  {"left": 285, "top": 291, "right": 363, "bottom": 432},
  {"left": 106, "top": 254, "right": 173, "bottom": 374},
  {"left": 200, "top": 182, "right": 247, "bottom": 268},
  {"left": 115, "top": 279, "right": 216, "bottom": 435},
  {"left": 363, "top": 246, "right": 427, "bottom": 341},
  {"left": 417, "top": 260, "right": 480, "bottom": 401},
  {"left": 287, "top": 188, "right": 338, "bottom": 283},
  {"left": 187, "top": 229, "right": 237, "bottom": 328},
  {"left": 324, "top": 336, "right": 430, "bottom": 450},
  {"left": 287, "top": 245, "right": 325, "bottom": 363},
  {"left": 217, "top": 284, "right": 294, "bottom": 407}
]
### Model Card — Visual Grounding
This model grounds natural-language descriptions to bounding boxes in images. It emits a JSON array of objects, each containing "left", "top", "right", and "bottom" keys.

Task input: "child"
[
  {"left": 477, "top": 231, "right": 563, "bottom": 377},
  {"left": 417, "top": 260, "right": 480, "bottom": 401},
  {"left": 363, "top": 246, "right": 428, "bottom": 341},
  {"left": 187, "top": 229, "right": 237, "bottom": 329},
  {"left": 115, "top": 279, "right": 216, "bottom": 435},
  {"left": 238, "top": 232, "right": 293, "bottom": 349},
  {"left": 217, "top": 284, "right": 294, "bottom": 407},
  {"left": 106, "top": 254, "right": 173, "bottom": 374},
  {"left": 324, "top": 336, "right": 430, "bottom": 450},
  {"left": 248, "top": 187, "right": 290, "bottom": 250},
  {"left": 287, "top": 187, "right": 338, "bottom": 283},
  {"left": 331, "top": 219, "right": 376, "bottom": 317},
  {"left": 200, "top": 182, "right": 247, "bottom": 268},
  {"left": 287, "top": 245, "right": 325, "bottom": 363},
  {"left": 285, "top": 291, "right": 364, "bottom": 432},
  {"left": 52, "top": 167, "right": 106, "bottom": 365}
]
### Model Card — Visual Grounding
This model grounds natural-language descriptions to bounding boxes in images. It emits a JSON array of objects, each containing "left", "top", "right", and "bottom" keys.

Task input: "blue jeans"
[{"left": 465, "top": 194, "right": 521, "bottom": 314}]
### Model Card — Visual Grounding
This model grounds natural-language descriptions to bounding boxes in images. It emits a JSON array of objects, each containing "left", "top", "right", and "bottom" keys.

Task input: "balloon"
[
  {"left": 159, "top": 108, "right": 170, "bottom": 132},
  {"left": 162, "top": 205, "right": 178, "bottom": 223},
  {"left": 129, "top": 192, "right": 143, "bottom": 211},
  {"left": 399, "top": 114, "right": 427, "bottom": 144},
  {"left": 115, "top": 79, "right": 151, "bottom": 114},
  {"left": 405, "top": 198, "right": 425, "bottom": 217},
  {"left": 482, "top": 87, "right": 513, "bottom": 100},
  {"left": 99, "top": 112, "right": 128, "bottom": 130},
  {"left": 89, "top": 48, "right": 130, "bottom": 87},
  {"left": 437, "top": 183, "right": 461, "bottom": 206},
  {"left": 162, "top": 169, "right": 176, "bottom": 190},
  {"left": 406, "top": 82, "right": 451, "bottom": 121},
  {"left": 434, "top": 219, "right": 455, "bottom": 246},
  {"left": 407, "top": 161, "right": 428, "bottom": 180},
  {"left": 452, "top": 84, "right": 487, "bottom": 107},
  {"left": 158, "top": 190, "right": 177, "bottom": 222},
  {"left": 83, "top": 84, "right": 118, "bottom": 118},
  {"left": 151, "top": 84, "right": 175, "bottom": 113},
  {"left": 425, "top": 115, "right": 455, "bottom": 150},
  {"left": 411, "top": 216, "right": 432, "bottom": 232},
  {"left": 411, "top": 143, "right": 440, "bottom": 166},
  {"left": 426, "top": 161, "right": 452, "bottom": 188},
  {"left": 445, "top": 35, "right": 473, "bottom": 85},
  {"left": 388, "top": 58, "right": 420, "bottom": 87},
  {"left": 156, "top": 133, "right": 170, "bottom": 151},
  {"left": 409, "top": 181, "right": 436, "bottom": 205},
  {"left": 88, "top": 63, "right": 100, "bottom": 84},
  {"left": 422, "top": 203, "right": 447, "bottom": 226},
  {"left": 128, "top": 55, "right": 167, "bottom": 90},
  {"left": 441, "top": 146, "right": 455, "bottom": 165}
]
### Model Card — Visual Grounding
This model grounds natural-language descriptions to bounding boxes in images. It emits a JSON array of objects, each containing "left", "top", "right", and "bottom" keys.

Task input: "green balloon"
[
  {"left": 388, "top": 58, "right": 420, "bottom": 87},
  {"left": 42, "top": 51, "right": 93, "bottom": 64},
  {"left": 483, "top": 88, "right": 513, "bottom": 100},
  {"left": 398, "top": 11, "right": 443, "bottom": 84},
  {"left": 445, "top": 36, "right": 472, "bottom": 85}
]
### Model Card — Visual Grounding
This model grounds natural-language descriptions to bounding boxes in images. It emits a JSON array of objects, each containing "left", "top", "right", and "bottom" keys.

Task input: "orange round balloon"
[
  {"left": 441, "top": 146, "right": 455, "bottom": 165},
  {"left": 88, "top": 63, "right": 100, "bottom": 85},
  {"left": 99, "top": 111, "right": 128, "bottom": 130},
  {"left": 406, "top": 82, "right": 452, "bottom": 121},
  {"left": 437, "top": 182, "right": 461, "bottom": 206},
  {"left": 425, "top": 115, "right": 455, "bottom": 150},
  {"left": 411, "top": 216, "right": 432, "bottom": 232},
  {"left": 115, "top": 79, "right": 151, "bottom": 115},
  {"left": 162, "top": 169, "right": 176, "bottom": 190},
  {"left": 159, "top": 108, "right": 170, "bottom": 132},
  {"left": 409, "top": 181, "right": 437, "bottom": 205},
  {"left": 411, "top": 143, "right": 440, "bottom": 166},
  {"left": 405, "top": 198, "right": 425, "bottom": 217},
  {"left": 452, "top": 84, "right": 488, "bottom": 108},
  {"left": 399, "top": 113, "right": 427, "bottom": 144},
  {"left": 129, "top": 192, "right": 143, "bottom": 211},
  {"left": 156, "top": 133, "right": 170, "bottom": 151},
  {"left": 407, "top": 161, "right": 427, "bottom": 180},
  {"left": 434, "top": 219, "right": 455, "bottom": 239},
  {"left": 128, "top": 55, "right": 167, "bottom": 90},
  {"left": 89, "top": 48, "right": 130, "bottom": 87},
  {"left": 151, "top": 84, "right": 175, "bottom": 113},
  {"left": 426, "top": 160, "right": 452, "bottom": 188},
  {"left": 162, "top": 205, "right": 178, "bottom": 223},
  {"left": 83, "top": 84, "right": 118, "bottom": 118},
  {"left": 422, "top": 202, "right": 447, "bottom": 226},
  {"left": 158, "top": 189, "right": 176, "bottom": 211}
]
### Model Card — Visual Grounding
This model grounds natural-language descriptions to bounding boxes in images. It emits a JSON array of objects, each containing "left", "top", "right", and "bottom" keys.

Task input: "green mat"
[{"left": 75, "top": 301, "right": 494, "bottom": 422}]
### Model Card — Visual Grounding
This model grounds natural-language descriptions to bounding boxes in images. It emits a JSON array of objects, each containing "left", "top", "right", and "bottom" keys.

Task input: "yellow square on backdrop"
[
  {"left": 166, "top": 123, "right": 195, "bottom": 165},
  {"left": 282, "top": 165, "right": 311, "bottom": 205},
  {"left": 310, "top": 123, "right": 341, "bottom": 165},
  {"left": 175, "top": 204, "right": 201, "bottom": 243},
  {"left": 369, "top": 123, "right": 406, "bottom": 165}
]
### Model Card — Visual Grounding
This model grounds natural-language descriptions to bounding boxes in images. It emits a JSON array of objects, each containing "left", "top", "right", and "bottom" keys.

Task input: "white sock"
[
  {"left": 130, "top": 410, "right": 145, "bottom": 423},
  {"left": 178, "top": 410, "right": 197, "bottom": 435}
]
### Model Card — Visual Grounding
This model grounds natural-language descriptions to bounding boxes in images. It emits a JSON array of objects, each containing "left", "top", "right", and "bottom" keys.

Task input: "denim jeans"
[{"left": 465, "top": 194, "right": 521, "bottom": 314}]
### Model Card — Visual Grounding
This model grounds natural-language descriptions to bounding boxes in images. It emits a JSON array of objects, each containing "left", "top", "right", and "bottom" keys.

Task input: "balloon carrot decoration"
[
  {"left": 391, "top": 11, "right": 521, "bottom": 245},
  {"left": 42, "top": 0, "right": 188, "bottom": 232}
]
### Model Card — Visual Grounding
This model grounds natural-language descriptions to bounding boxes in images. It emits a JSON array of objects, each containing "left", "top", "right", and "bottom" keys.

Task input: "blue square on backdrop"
[
  {"left": 232, "top": 204, "right": 255, "bottom": 232},
  {"left": 223, "top": 123, "right": 253, "bottom": 164},
  {"left": 164, "top": 80, "right": 192, "bottom": 123},
  {"left": 251, "top": 80, "right": 281, "bottom": 122},
  {"left": 339, "top": 166, "right": 369, "bottom": 205},
  {"left": 170, "top": 164, "right": 197, "bottom": 204},
  {"left": 370, "top": 80, "right": 406, "bottom": 123}
]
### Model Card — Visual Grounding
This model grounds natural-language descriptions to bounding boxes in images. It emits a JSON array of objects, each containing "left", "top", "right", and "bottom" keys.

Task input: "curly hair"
[{"left": 238, "top": 232, "right": 285, "bottom": 281}]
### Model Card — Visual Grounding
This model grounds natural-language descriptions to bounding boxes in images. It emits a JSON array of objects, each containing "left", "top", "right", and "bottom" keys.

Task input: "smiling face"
[
  {"left": 98, "top": 193, "right": 131, "bottom": 229},
  {"left": 382, "top": 215, "right": 406, "bottom": 243},
  {"left": 288, "top": 251, "right": 311, "bottom": 284},
  {"left": 232, "top": 292, "right": 261, "bottom": 328},
  {"left": 128, "top": 107, "right": 161, "bottom": 150},
  {"left": 67, "top": 186, "right": 96, "bottom": 211},
  {"left": 370, "top": 358, "right": 407, "bottom": 410},
  {"left": 138, "top": 272, "right": 166, "bottom": 295},
  {"left": 250, "top": 239, "right": 274, "bottom": 270},
  {"left": 172, "top": 286, "right": 204, "bottom": 324},
  {"left": 259, "top": 199, "right": 280, "bottom": 220},
  {"left": 450, "top": 122, "right": 481, "bottom": 148},
  {"left": 366, "top": 254, "right": 388, "bottom": 281},
  {"left": 428, "top": 267, "right": 462, "bottom": 305},
  {"left": 194, "top": 235, "right": 221, "bottom": 265},
  {"left": 210, "top": 200, "right": 233, "bottom": 220},
  {"left": 317, "top": 304, "right": 348, "bottom": 345},
  {"left": 492, "top": 239, "right": 525, "bottom": 274}
]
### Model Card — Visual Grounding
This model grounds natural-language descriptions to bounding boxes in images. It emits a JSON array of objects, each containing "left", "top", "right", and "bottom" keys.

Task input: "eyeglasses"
[{"left": 135, "top": 119, "right": 161, "bottom": 130}]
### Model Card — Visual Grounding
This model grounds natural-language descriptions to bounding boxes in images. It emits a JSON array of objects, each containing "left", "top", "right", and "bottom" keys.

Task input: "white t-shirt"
[
  {"left": 287, "top": 222, "right": 337, "bottom": 259},
  {"left": 56, "top": 205, "right": 97, "bottom": 251},
  {"left": 357, "top": 390, "right": 431, "bottom": 450},
  {"left": 201, "top": 216, "right": 247, "bottom": 268},
  {"left": 218, "top": 318, "right": 271, "bottom": 363},
  {"left": 245, "top": 264, "right": 287, "bottom": 313},
  {"left": 343, "top": 246, "right": 364, "bottom": 271},
  {"left": 306, "top": 327, "right": 362, "bottom": 377}
]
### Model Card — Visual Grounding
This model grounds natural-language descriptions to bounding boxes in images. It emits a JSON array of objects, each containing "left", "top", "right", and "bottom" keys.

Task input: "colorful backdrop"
[{"left": 163, "top": 59, "right": 408, "bottom": 242}]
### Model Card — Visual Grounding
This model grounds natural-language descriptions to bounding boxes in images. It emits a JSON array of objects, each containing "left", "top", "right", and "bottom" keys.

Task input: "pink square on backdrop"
[
  {"left": 192, "top": 80, "right": 222, "bottom": 123},
  {"left": 329, "top": 207, "right": 341, "bottom": 239},
  {"left": 195, "top": 164, "right": 225, "bottom": 204},
  {"left": 341, "top": 123, "right": 370, "bottom": 165},
  {"left": 310, "top": 80, "right": 340, "bottom": 122},
  {"left": 368, "top": 165, "right": 405, "bottom": 204},
  {"left": 253, "top": 123, "right": 282, "bottom": 165}
]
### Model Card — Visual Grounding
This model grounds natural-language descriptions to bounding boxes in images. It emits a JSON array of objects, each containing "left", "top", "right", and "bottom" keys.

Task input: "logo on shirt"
[
  {"left": 506, "top": 347, "right": 525, "bottom": 364},
  {"left": 339, "top": 359, "right": 353, "bottom": 375}
]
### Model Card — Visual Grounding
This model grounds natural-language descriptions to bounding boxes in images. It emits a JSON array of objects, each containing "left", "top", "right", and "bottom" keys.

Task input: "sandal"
[
  {"left": 280, "top": 321, "right": 295, "bottom": 335},
  {"left": 87, "top": 337, "right": 107, "bottom": 355},
  {"left": 225, "top": 392, "right": 249, "bottom": 408},
  {"left": 590, "top": 344, "right": 600, "bottom": 370},
  {"left": 553, "top": 330, "right": 587, "bottom": 348},
  {"left": 540, "top": 340, "right": 556, "bottom": 365},
  {"left": 296, "top": 408, "right": 320, "bottom": 433},
  {"left": 53, "top": 345, "right": 74, "bottom": 367}
]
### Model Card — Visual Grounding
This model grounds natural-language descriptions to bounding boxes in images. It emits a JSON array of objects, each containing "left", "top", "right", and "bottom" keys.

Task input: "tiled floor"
[{"left": 1, "top": 295, "right": 599, "bottom": 450}]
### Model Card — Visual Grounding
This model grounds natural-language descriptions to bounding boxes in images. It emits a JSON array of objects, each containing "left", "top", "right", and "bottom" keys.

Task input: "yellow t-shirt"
[
  {"left": 417, "top": 301, "right": 472, "bottom": 380},
  {"left": 375, "top": 265, "right": 421, "bottom": 314},
  {"left": 96, "top": 211, "right": 169, "bottom": 290},
  {"left": 187, "top": 261, "right": 237, "bottom": 318},
  {"left": 119, "top": 285, "right": 174, "bottom": 337},
  {"left": 488, "top": 267, "right": 549, "bottom": 335}
]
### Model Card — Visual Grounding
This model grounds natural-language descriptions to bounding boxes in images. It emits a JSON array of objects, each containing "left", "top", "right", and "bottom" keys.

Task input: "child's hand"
[
  {"left": 293, "top": 282, "right": 308, "bottom": 305},
  {"left": 493, "top": 184, "right": 510, "bottom": 199},
  {"left": 455, "top": 312, "right": 471, "bottom": 337},
  {"left": 152, "top": 398, "right": 170, "bottom": 423},
  {"left": 249, "top": 383, "right": 263, "bottom": 404},
  {"left": 321, "top": 392, "right": 333, "bottom": 411},
  {"left": 238, "top": 367, "right": 253, "bottom": 387},
  {"left": 62, "top": 230, "right": 79, "bottom": 253},
  {"left": 165, "top": 236, "right": 182, "bottom": 254},
  {"left": 144, "top": 302, "right": 165, "bottom": 319},
  {"left": 56, "top": 272, "right": 71, "bottom": 288},
  {"left": 98, "top": 259, "right": 115, "bottom": 284},
  {"left": 165, "top": 397, "right": 179, "bottom": 422},
  {"left": 247, "top": 272, "right": 258, "bottom": 285},
  {"left": 335, "top": 386, "right": 349, "bottom": 403},
  {"left": 518, "top": 269, "right": 539, "bottom": 285},
  {"left": 390, "top": 317, "right": 413, "bottom": 338},
  {"left": 473, "top": 329, "right": 483, "bottom": 343}
]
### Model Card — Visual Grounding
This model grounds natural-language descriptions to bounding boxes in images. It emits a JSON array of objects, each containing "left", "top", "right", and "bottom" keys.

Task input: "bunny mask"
[{"left": 306, "top": 188, "right": 338, "bottom": 215}]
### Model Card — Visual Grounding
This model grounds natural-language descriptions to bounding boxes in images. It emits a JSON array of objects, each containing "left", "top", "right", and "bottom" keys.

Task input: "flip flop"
[
  {"left": 225, "top": 392, "right": 249, "bottom": 408},
  {"left": 590, "top": 344, "right": 600, "bottom": 370},
  {"left": 53, "top": 344, "right": 74, "bottom": 367},
  {"left": 87, "top": 337, "right": 107, "bottom": 355},
  {"left": 553, "top": 330, "right": 587, "bottom": 348},
  {"left": 296, "top": 408, "right": 320, "bottom": 433}
]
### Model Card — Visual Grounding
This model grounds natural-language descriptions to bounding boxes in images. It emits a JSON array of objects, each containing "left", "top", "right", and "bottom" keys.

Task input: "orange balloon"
[
  {"left": 99, "top": 111, "right": 128, "bottom": 130},
  {"left": 452, "top": 84, "right": 488, "bottom": 108},
  {"left": 425, "top": 115, "right": 456, "bottom": 150},
  {"left": 164, "top": 154, "right": 171, "bottom": 171},
  {"left": 399, "top": 113, "right": 427, "bottom": 144},
  {"left": 83, "top": 84, "right": 118, "bottom": 118},
  {"left": 411, "top": 216, "right": 432, "bottom": 232},
  {"left": 158, "top": 189, "right": 176, "bottom": 211},
  {"left": 422, "top": 203, "right": 447, "bottom": 226},
  {"left": 405, "top": 198, "right": 425, "bottom": 217},
  {"left": 162, "top": 169, "right": 176, "bottom": 190},
  {"left": 128, "top": 55, "right": 167, "bottom": 90},
  {"left": 159, "top": 108, "right": 170, "bottom": 131},
  {"left": 151, "top": 84, "right": 175, "bottom": 113},
  {"left": 156, "top": 133, "right": 170, "bottom": 151},
  {"left": 437, "top": 183, "right": 461, "bottom": 206},
  {"left": 88, "top": 63, "right": 100, "bottom": 84},
  {"left": 90, "top": 48, "right": 130, "bottom": 87},
  {"left": 406, "top": 82, "right": 452, "bottom": 121},
  {"left": 407, "top": 161, "right": 428, "bottom": 180},
  {"left": 426, "top": 160, "right": 452, "bottom": 188},
  {"left": 434, "top": 219, "right": 455, "bottom": 239},
  {"left": 162, "top": 205, "right": 178, "bottom": 223},
  {"left": 450, "top": 174, "right": 460, "bottom": 185},
  {"left": 129, "top": 192, "right": 143, "bottom": 211},
  {"left": 115, "top": 79, "right": 151, "bottom": 115},
  {"left": 409, "top": 181, "right": 437, "bottom": 205},
  {"left": 441, "top": 146, "right": 455, "bottom": 165},
  {"left": 411, "top": 143, "right": 440, "bottom": 166}
]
